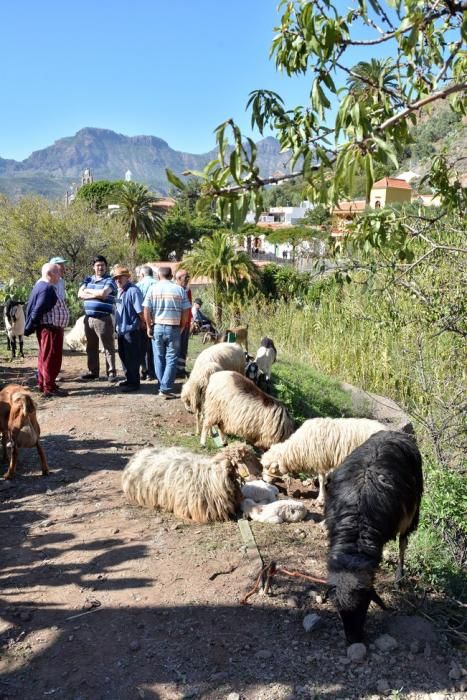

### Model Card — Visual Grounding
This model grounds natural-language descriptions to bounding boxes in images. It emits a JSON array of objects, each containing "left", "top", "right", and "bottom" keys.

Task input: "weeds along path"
[{"left": 0, "top": 350, "right": 464, "bottom": 700}]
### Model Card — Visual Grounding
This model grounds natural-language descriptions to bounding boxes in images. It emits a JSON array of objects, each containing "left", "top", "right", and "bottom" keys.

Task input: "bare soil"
[{"left": 0, "top": 349, "right": 465, "bottom": 700}]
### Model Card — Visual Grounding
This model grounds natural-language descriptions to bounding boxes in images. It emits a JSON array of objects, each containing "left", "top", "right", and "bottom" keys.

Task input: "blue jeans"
[{"left": 152, "top": 325, "right": 181, "bottom": 393}]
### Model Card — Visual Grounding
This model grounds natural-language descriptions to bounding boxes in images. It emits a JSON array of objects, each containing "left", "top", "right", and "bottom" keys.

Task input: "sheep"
[
  {"left": 255, "top": 336, "right": 277, "bottom": 385},
  {"left": 4, "top": 300, "right": 25, "bottom": 359},
  {"left": 241, "top": 498, "right": 308, "bottom": 523},
  {"left": 200, "top": 370, "right": 295, "bottom": 449},
  {"left": 181, "top": 342, "right": 246, "bottom": 435},
  {"left": 203, "top": 325, "right": 249, "bottom": 352},
  {"left": 261, "top": 417, "right": 389, "bottom": 505},
  {"left": 241, "top": 479, "right": 279, "bottom": 503},
  {"left": 65, "top": 315, "right": 87, "bottom": 352},
  {"left": 325, "top": 430, "right": 423, "bottom": 644},
  {"left": 0, "top": 384, "right": 49, "bottom": 479},
  {"left": 121, "top": 442, "right": 262, "bottom": 523}
]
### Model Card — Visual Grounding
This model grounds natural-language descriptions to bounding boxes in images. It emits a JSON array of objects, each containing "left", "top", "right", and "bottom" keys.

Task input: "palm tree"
[
  {"left": 113, "top": 181, "right": 166, "bottom": 247},
  {"left": 182, "top": 230, "right": 257, "bottom": 326}
]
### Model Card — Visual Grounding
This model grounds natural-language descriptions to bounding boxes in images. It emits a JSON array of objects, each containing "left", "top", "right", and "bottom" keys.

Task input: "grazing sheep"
[
  {"left": 203, "top": 325, "right": 249, "bottom": 352},
  {"left": 326, "top": 430, "right": 423, "bottom": 644},
  {"left": 241, "top": 498, "right": 308, "bottom": 523},
  {"left": 122, "top": 442, "right": 262, "bottom": 523},
  {"left": 181, "top": 342, "right": 246, "bottom": 434},
  {"left": 0, "top": 384, "right": 49, "bottom": 479},
  {"left": 241, "top": 479, "right": 279, "bottom": 503},
  {"left": 255, "top": 337, "right": 277, "bottom": 384},
  {"left": 261, "top": 417, "right": 388, "bottom": 505},
  {"left": 65, "top": 315, "right": 87, "bottom": 352},
  {"left": 200, "top": 370, "right": 295, "bottom": 449},
  {"left": 4, "top": 300, "right": 25, "bottom": 359}
]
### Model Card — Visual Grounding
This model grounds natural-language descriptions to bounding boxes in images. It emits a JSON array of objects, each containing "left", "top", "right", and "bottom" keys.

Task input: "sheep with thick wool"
[
  {"left": 261, "top": 417, "right": 388, "bottom": 504},
  {"left": 200, "top": 370, "right": 295, "bottom": 449},
  {"left": 241, "top": 498, "right": 308, "bottom": 523},
  {"left": 181, "top": 342, "right": 246, "bottom": 434},
  {"left": 122, "top": 442, "right": 262, "bottom": 523},
  {"left": 65, "top": 315, "right": 87, "bottom": 352},
  {"left": 325, "top": 430, "right": 423, "bottom": 644}
]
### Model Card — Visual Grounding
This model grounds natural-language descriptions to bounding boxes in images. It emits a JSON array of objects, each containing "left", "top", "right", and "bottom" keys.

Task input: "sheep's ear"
[{"left": 369, "top": 588, "right": 387, "bottom": 610}]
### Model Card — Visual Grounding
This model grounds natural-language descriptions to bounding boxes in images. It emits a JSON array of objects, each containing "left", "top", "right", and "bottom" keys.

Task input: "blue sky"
[{"left": 0, "top": 1, "right": 390, "bottom": 161}]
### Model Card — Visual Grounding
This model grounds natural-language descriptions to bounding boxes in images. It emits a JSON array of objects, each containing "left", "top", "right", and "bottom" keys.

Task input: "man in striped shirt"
[
  {"left": 78, "top": 255, "right": 118, "bottom": 382},
  {"left": 143, "top": 266, "right": 191, "bottom": 398}
]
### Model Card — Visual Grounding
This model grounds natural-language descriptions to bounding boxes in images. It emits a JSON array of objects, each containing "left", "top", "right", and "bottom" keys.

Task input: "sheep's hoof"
[{"left": 42, "top": 471, "right": 50, "bottom": 477}]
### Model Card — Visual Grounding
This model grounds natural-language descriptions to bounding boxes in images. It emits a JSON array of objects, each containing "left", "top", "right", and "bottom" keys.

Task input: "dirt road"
[{"left": 0, "top": 352, "right": 464, "bottom": 700}]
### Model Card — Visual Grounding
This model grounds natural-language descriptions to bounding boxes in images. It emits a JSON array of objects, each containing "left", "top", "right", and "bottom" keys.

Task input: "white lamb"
[
  {"left": 261, "top": 417, "right": 389, "bottom": 505},
  {"left": 255, "top": 337, "right": 277, "bottom": 383},
  {"left": 181, "top": 343, "right": 246, "bottom": 434},
  {"left": 65, "top": 315, "right": 87, "bottom": 352},
  {"left": 241, "top": 480, "right": 279, "bottom": 504},
  {"left": 241, "top": 498, "right": 308, "bottom": 524},
  {"left": 200, "top": 370, "right": 295, "bottom": 449}
]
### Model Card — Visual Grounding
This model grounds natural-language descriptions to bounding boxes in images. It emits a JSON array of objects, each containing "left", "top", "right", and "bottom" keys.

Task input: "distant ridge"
[{"left": 0, "top": 127, "right": 291, "bottom": 200}]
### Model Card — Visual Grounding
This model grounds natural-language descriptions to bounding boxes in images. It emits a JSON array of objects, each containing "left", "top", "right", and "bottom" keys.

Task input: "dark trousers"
[
  {"left": 117, "top": 330, "right": 141, "bottom": 387},
  {"left": 36, "top": 327, "right": 64, "bottom": 393},
  {"left": 177, "top": 326, "right": 190, "bottom": 374},
  {"left": 140, "top": 329, "right": 155, "bottom": 378}
]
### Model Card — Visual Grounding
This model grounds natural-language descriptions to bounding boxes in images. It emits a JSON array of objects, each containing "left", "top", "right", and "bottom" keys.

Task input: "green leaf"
[{"left": 165, "top": 169, "right": 186, "bottom": 191}]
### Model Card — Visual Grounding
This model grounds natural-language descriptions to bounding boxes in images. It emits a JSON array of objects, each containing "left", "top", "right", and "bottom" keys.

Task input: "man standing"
[
  {"left": 24, "top": 263, "right": 69, "bottom": 398},
  {"left": 143, "top": 266, "right": 191, "bottom": 399},
  {"left": 49, "top": 256, "right": 68, "bottom": 300},
  {"left": 137, "top": 265, "right": 157, "bottom": 380},
  {"left": 175, "top": 269, "right": 192, "bottom": 378},
  {"left": 113, "top": 265, "right": 145, "bottom": 393},
  {"left": 78, "top": 255, "right": 118, "bottom": 382}
]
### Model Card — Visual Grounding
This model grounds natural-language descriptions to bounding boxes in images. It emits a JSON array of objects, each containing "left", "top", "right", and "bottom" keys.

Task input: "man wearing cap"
[
  {"left": 175, "top": 269, "right": 192, "bottom": 379},
  {"left": 143, "top": 266, "right": 191, "bottom": 398},
  {"left": 49, "top": 256, "right": 68, "bottom": 300},
  {"left": 113, "top": 265, "right": 145, "bottom": 392},
  {"left": 78, "top": 255, "right": 118, "bottom": 382}
]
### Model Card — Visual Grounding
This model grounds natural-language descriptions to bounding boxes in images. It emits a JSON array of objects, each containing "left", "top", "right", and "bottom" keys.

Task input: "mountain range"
[{"left": 0, "top": 127, "right": 291, "bottom": 200}]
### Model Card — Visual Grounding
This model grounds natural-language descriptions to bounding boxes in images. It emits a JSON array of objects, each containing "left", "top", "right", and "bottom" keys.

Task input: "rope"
[{"left": 240, "top": 560, "right": 328, "bottom": 605}]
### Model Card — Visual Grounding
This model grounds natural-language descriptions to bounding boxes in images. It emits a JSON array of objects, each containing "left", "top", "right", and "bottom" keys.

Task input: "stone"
[
  {"left": 448, "top": 666, "right": 462, "bottom": 681},
  {"left": 227, "top": 694, "right": 241, "bottom": 700},
  {"left": 286, "top": 596, "right": 299, "bottom": 608},
  {"left": 410, "top": 640, "right": 420, "bottom": 654},
  {"left": 375, "top": 678, "right": 390, "bottom": 694},
  {"left": 388, "top": 614, "right": 437, "bottom": 646},
  {"left": 129, "top": 640, "right": 140, "bottom": 652},
  {"left": 302, "top": 613, "right": 322, "bottom": 633},
  {"left": 347, "top": 643, "right": 367, "bottom": 663},
  {"left": 255, "top": 649, "right": 272, "bottom": 660},
  {"left": 375, "top": 634, "right": 398, "bottom": 653}
]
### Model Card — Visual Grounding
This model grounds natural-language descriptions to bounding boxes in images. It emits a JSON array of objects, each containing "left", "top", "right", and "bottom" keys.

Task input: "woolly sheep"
[
  {"left": 200, "top": 370, "right": 295, "bottom": 449},
  {"left": 261, "top": 417, "right": 388, "bottom": 505},
  {"left": 181, "top": 343, "right": 246, "bottom": 434},
  {"left": 241, "top": 498, "right": 308, "bottom": 524},
  {"left": 122, "top": 442, "right": 262, "bottom": 523},
  {"left": 241, "top": 479, "right": 279, "bottom": 503},
  {"left": 4, "top": 300, "right": 25, "bottom": 359},
  {"left": 326, "top": 430, "right": 423, "bottom": 644},
  {"left": 65, "top": 315, "right": 87, "bottom": 352}
]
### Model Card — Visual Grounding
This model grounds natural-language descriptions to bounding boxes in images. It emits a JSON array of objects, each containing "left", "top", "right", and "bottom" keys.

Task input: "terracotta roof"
[
  {"left": 333, "top": 200, "right": 366, "bottom": 214},
  {"left": 372, "top": 177, "right": 412, "bottom": 190}
]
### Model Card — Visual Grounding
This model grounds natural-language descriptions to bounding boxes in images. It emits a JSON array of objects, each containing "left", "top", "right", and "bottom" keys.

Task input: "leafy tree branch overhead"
[{"left": 166, "top": 0, "right": 466, "bottom": 229}]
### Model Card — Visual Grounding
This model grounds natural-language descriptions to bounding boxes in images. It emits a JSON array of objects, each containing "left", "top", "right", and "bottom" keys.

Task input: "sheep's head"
[
  {"left": 328, "top": 571, "right": 386, "bottom": 644},
  {"left": 261, "top": 445, "right": 289, "bottom": 482},
  {"left": 180, "top": 381, "right": 195, "bottom": 414},
  {"left": 218, "top": 443, "right": 262, "bottom": 478}
]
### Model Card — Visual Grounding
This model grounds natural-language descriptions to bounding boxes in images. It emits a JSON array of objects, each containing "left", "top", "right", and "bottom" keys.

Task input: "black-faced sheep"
[
  {"left": 325, "top": 430, "right": 423, "bottom": 644},
  {"left": 261, "top": 417, "right": 388, "bottom": 504},
  {"left": 241, "top": 498, "right": 308, "bottom": 523},
  {"left": 4, "top": 300, "right": 25, "bottom": 359},
  {"left": 200, "top": 370, "right": 295, "bottom": 449},
  {"left": 181, "top": 342, "right": 246, "bottom": 435},
  {"left": 122, "top": 442, "right": 262, "bottom": 523}
]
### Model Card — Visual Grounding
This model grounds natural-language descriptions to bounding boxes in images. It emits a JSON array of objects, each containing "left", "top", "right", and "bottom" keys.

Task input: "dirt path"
[{"left": 0, "top": 351, "right": 464, "bottom": 700}]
